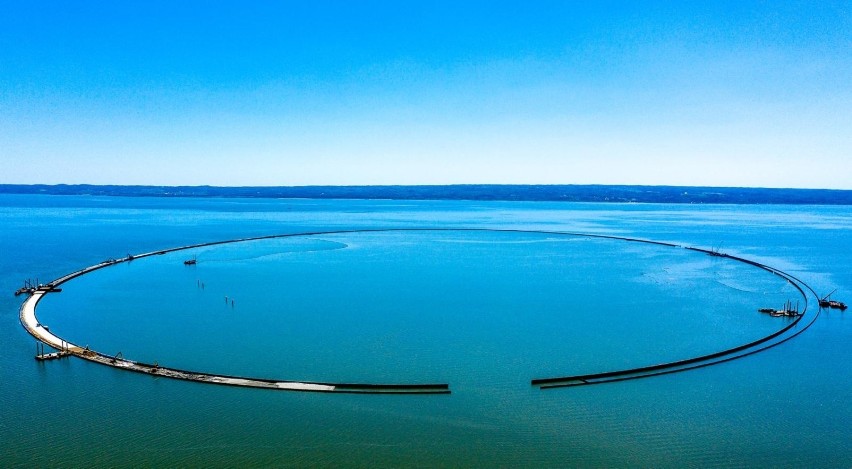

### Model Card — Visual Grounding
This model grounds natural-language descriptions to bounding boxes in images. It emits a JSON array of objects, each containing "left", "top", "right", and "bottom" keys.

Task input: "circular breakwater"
[{"left": 19, "top": 229, "right": 821, "bottom": 394}]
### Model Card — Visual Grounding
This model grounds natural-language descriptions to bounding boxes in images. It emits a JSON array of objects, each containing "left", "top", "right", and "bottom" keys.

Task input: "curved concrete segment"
[
  {"left": 20, "top": 288, "right": 448, "bottom": 394},
  {"left": 532, "top": 247, "right": 821, "bottom": 389},
  {"left": 19, "top": 228, "right": 820, "bottom": 394}
]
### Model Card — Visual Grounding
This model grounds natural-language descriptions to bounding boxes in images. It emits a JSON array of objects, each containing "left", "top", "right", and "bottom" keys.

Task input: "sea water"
[{"left": 1, "top": 195, "right": 850, "bottom": 467}]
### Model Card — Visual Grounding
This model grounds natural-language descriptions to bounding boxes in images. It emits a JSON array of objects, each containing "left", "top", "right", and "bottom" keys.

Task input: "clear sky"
[{"left": 1, "top": 1, "right": 850, "bottom": 188}]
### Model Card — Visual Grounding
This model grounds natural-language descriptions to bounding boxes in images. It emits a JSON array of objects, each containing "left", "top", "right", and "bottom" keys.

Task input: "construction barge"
[
  {"left": 758, "top": 301, "right": 801, "bottom": 318},
  {"left": 818, "top": 290, "right": 847, "bottom": 310},
  {"left": 15, "top": 280, "right": 61, "bottom": 297}
]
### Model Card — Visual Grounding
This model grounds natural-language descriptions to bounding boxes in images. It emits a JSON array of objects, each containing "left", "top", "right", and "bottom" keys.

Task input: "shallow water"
[{"left": 2, "top": 195, "right": 850, "bottom": 467}]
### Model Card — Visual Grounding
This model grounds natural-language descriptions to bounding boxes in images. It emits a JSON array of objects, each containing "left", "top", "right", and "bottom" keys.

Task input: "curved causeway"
[
  {"left": 19, "top": 229, "right": 821, "bottom": 394},
  {"left": 532, "top": 247, "right": 820, "bottom": 389}
]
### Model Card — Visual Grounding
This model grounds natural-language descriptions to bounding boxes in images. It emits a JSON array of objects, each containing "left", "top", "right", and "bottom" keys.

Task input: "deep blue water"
[{"left": 1, "top": 195, "right": 850, "bottom": 467}]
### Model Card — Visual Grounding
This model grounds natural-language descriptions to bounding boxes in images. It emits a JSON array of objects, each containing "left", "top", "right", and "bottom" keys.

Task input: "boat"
[
  {"left": 819, "top": 290, "right": 847, "bottom": 310},
  {"left": 819, "top": 289, "right": 836, "bottom": 308},
  {"left": 14, "top": 279, "right": 36, "bottom": 296},
  {"left": 766, "top": 300, "right": 800, "bottom": 317},
  {"left": 184, "top": 257, "right": 197, "bottom": 265},
  {"left": 770, "top": 309, "right": 799, "bottom": 317}
]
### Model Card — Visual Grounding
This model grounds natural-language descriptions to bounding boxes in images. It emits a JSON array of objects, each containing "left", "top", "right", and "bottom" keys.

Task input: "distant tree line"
[{"left": 2, "top": 184, "right": 851, "bottom": 205}]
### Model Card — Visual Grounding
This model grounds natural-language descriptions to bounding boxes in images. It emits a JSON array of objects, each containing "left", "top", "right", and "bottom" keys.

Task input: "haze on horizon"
[{"left": 1, "top": 2, "right": 850, "bottom": 190}]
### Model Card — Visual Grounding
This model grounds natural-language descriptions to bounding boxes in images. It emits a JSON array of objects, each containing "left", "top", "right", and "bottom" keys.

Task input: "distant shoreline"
[{"left": 2, "top": 184, "right": 851, "bottom": 205}]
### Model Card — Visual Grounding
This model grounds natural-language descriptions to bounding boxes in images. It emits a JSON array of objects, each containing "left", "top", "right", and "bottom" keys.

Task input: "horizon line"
[{"left": 3, "top": 183, "right": 852, "bottom": 192}]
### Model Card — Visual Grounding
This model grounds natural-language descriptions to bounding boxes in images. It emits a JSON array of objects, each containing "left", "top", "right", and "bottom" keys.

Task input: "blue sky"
[{"left": 1, "top": 1, "right": 850, "bottom": 188}]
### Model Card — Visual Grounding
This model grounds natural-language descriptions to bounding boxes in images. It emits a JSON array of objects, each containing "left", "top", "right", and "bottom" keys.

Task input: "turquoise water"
[{"left": 1, "top": 195, "right": 850, "bottom": 467}]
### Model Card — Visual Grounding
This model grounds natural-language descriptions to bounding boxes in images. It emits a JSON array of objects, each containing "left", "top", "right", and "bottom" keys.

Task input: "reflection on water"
[{"left": 193, "top": 238, "right": 347, "bottom": 263}]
